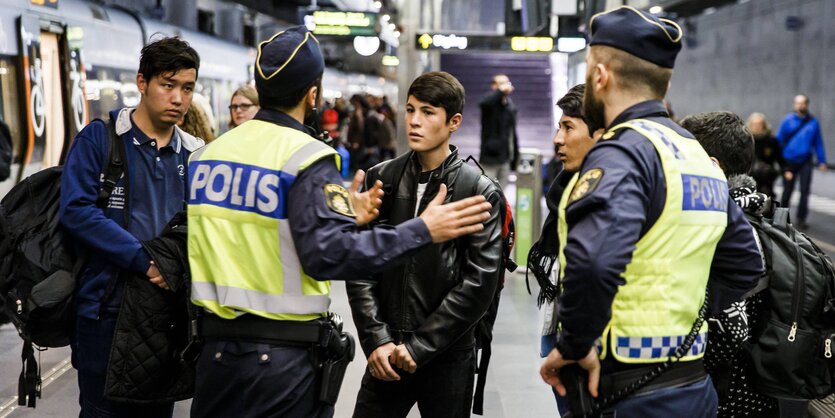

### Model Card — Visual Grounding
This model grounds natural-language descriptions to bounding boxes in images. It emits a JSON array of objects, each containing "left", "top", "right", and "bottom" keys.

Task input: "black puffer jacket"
[
  {"left": 105, "top": 212, "right": 194, "bottom": 403},
  {"left": 346, "top": 148, "right": 503, "bottom": 367}
]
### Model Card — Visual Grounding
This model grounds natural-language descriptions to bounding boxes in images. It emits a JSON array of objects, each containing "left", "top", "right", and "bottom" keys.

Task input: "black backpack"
[
  {"left": 452, "top": 159, "right": 517, "bottom": 415},
  {"left": 0, "top": 119, "right": 125, "bottom": 407},
  {"left": 744, "top": 207, "right": 835, "bottom": 399}
]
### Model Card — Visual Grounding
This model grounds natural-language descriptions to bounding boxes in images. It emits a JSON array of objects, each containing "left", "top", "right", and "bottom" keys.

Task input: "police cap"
[
  {"left": 255, "top": 26, "right": 324, "bottom": 99},
  {"left": 589, "top": 6, "right": 683, "bottom": 69}
]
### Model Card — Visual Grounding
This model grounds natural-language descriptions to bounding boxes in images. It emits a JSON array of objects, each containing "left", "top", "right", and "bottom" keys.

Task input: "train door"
[
  {"left": 17, "top": 15, "right": 45, "bottom": 178},
  {"left": 16, "top": 15, "right": 88, "bottom": 179},
  {"left": 39, "top": 31, "right": 64, "bottom": 168}
]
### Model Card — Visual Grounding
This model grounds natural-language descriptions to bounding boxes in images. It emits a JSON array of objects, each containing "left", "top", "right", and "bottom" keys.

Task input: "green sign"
[
  {"left": 304, "top": 11, "right": 377, "bottom": 37},
  {"left": 515, "top": 187, "right": 534, "bottom": 266}
]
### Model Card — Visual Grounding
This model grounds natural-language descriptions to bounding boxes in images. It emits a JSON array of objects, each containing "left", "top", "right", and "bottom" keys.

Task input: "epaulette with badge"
[
  {"left": 568, "top": 168, "right": 604, "bottom": 205},
  {"left": 324, "top": 184, "right": 356, "bottom": 218}
]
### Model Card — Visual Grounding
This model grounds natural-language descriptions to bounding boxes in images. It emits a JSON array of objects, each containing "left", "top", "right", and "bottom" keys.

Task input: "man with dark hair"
[
  {"left": 680, "top": 111, "right": 755, "bottom": 176},
  {"left": 777, "top": 94, "right": 827, "bottom": 230},
  {"left": 60, "top": 36, "right": 203, "bottom": 417},
  {"left": 187, "top": 30, "right": 492, "bottom": 418},
  {"left": 479, "top": 74, "right": 519, "bottom": 189},
  {"left": 531, "top": 84, "right": 602, "bottom": 415},
  {"left": 538, "top": 7, "right": 762, "bottom": 416},
  {"left": 679, "top": 110, "right": 792, "bottom": 417},
  {"left": 347, "top": 71, "right": 503, "bottom": 418}
]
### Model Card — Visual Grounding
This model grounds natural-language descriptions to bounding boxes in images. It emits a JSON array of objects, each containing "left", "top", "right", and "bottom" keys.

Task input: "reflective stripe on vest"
[
  {"left": 188, "top": 120, "right": 338, "bottom": 321},
  {"left": 558, "top": 118, "right": 727, "bottom": 364}
]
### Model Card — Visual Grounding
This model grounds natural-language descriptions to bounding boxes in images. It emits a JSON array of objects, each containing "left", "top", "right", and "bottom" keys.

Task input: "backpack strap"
[
  {"left": 455, "top": 158, "right": 492, "bottom": 415},
  {"left": 91, "top": 119, "right": 129, "bottom": 314},
  {"left": 772, "top": 207, "right": 791, "bottom": 234},
  {"left": 375, "top": 155, "right": 410, "bottom": 222},
  {"left": 96, "top": 119, "right": 126, "bottom": 209},
  {"left": 452, "top": 158, "right": 482, "bottom": 203},
  {"left": 18, "top": 339, "right": 39, "bottom": 407}
]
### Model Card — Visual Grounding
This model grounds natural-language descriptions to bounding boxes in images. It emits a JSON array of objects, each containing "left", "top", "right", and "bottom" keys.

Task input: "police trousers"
[
  {"left": 190, "top": 340, "right": 333, "bottom": 418},
  {"left": 602, "top": 375, "right": 718, "bottom": 418}
]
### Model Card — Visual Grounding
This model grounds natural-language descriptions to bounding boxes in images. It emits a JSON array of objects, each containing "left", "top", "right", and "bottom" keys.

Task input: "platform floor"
[{"left": 2, "top": 172, "right": 835, "bottom": 418}]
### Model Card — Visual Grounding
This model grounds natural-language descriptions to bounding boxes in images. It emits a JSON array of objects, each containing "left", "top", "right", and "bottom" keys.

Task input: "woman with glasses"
[{"left": 228, "top": 85, "right": 260, "bottom": 129}]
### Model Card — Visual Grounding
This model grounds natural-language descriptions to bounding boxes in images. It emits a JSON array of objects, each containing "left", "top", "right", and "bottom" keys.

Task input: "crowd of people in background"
[
  {"left": 172, "top": 84, "right": 398, "bottom": 182},
  {"left": 540, "top": 97, "right": 826, "bottom": 230}
]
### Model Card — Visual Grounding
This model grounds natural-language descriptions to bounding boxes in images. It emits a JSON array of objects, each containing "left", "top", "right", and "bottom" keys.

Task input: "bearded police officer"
[
  {"left": 539, "top": 7, "right": 763, "bottom": 416},
  {"left": 187, "top": 27, "right": 492, "bottom": 418}
]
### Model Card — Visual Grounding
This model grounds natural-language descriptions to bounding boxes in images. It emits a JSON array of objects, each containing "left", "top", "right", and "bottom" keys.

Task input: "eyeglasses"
[{"left": 229, "top": 103, "right": 255, "bottom": 111}]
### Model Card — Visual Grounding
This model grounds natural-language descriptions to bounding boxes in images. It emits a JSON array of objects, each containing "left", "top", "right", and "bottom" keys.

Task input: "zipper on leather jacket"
[{"left": 787, "top": 228, "right": 805, "bottom": 342}]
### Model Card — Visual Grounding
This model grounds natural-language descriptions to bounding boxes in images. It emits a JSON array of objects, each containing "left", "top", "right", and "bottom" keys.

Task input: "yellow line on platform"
[{"left": 0, "top": 357, "right": 73, "bottom": 418}]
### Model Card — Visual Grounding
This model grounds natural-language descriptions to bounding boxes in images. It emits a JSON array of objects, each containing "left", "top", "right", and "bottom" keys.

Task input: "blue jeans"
[
  {"left": 780, "top": 160, "right": 814, "bottom": 222},
  {"left": 73, "top": 315, "right": 174, "bottom": 418}
]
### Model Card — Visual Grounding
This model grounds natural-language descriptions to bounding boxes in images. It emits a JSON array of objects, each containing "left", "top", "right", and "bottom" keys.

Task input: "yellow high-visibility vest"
[
  {"left": 188, "top": 119, "right": 338, "bottom": 321},
  {"left": 558, "top": 119, "right": 727, "bottom": 363}
]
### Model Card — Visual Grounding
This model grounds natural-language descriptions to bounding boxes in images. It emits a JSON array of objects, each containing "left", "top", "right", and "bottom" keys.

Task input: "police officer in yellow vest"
[
  {"left": 539, "top": 7, "right": 763, "bottom": 417},
  {"left": 187, "top": 26, "right": 492, "bottom": 418}
]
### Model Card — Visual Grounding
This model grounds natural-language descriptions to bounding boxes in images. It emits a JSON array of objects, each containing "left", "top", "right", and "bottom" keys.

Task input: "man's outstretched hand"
[
  {"left": 419, "top": 184, "right": 492, "bottom": 243},
  {"left": 350, "top": 169, "right": 384, "bottom": 227}
]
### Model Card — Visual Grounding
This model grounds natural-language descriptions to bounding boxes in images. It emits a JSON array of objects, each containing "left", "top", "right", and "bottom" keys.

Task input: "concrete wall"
[{"left": 667, "top": 0, "right": 835, "bottom": 164}]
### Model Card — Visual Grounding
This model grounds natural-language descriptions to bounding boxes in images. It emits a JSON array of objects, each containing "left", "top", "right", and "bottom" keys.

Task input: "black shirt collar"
[
  {"left": 253, "top": 108, "right": 317, "bottom": 137},
  {"left": 608, "top": 100, "right": 669, "bottom": 129}
]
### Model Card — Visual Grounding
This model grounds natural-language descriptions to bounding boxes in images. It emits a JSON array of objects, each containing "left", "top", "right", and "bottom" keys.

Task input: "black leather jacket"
[{"left": 346, "top": 148, "right": 503, "bottom": 367}]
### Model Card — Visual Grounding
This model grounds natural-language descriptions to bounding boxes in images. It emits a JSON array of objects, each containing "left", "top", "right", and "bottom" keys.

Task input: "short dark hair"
[
  {"left": 139, "top": 36, "right": 200, "bottom": 81},
  {"left": 591, "top": 46, "right": 672, "bottom": 99},
  {"left": 407, "top": 71, "right": 465, "bottom": 122},
  {"left": 260, "top": 76, "right": 322, "bottom": 112},
  {"left": 557, "top": 84, "right": 585, "bottom": 120},
  {"left": 679, "top": 111, "right": 754, "bottom": 176}
]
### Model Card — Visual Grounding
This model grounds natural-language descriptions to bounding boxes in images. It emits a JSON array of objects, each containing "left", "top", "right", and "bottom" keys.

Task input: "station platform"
[{"left": 1, "top": 172, "right": 834, "bottom": 418}]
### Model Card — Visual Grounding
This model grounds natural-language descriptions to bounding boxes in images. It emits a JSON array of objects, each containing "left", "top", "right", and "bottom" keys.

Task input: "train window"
[
  {"left": 0, "top": 57, "right": 22, "bottom": 164},
  {"left": 84, "top": 66, "right": 139, "bottom": 122}
]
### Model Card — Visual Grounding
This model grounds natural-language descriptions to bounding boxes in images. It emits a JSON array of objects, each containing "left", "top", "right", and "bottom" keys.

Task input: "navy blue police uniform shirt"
[
  {"left": 555, "top": 100, "right": 763, "bottom": 366},
  {"left": 254, "top": 109, "right": 433, "bottom": 280}
]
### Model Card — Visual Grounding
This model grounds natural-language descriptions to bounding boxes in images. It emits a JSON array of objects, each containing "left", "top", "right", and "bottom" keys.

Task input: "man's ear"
[
  {"left": 136, "top": 73, "right": 147, "bottom": 95},
  {"left": 709, "top": 156, "right": 723, "bottom": 170},
  {"left": 595, "top": 63, "right": 610, "bottom": 92},
  {"left": 448, "top": 113, "right": 463, "bottom": 132},
  {"left": 307, "top": 86, "right": 319, "bottom": 108}
]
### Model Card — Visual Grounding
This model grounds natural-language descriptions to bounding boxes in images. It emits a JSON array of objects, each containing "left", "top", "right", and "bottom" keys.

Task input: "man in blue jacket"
[
  {"left": 777, "top": 94, "right": 828, "bottom": 229},
  {"left": 59, "top": 37, "right": 204, "bottom": 417}
]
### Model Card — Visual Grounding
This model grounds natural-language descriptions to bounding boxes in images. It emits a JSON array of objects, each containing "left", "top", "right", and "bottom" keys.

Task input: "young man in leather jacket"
[{"left": 347, "top": 72, "right": 504, "bottom": 418}]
